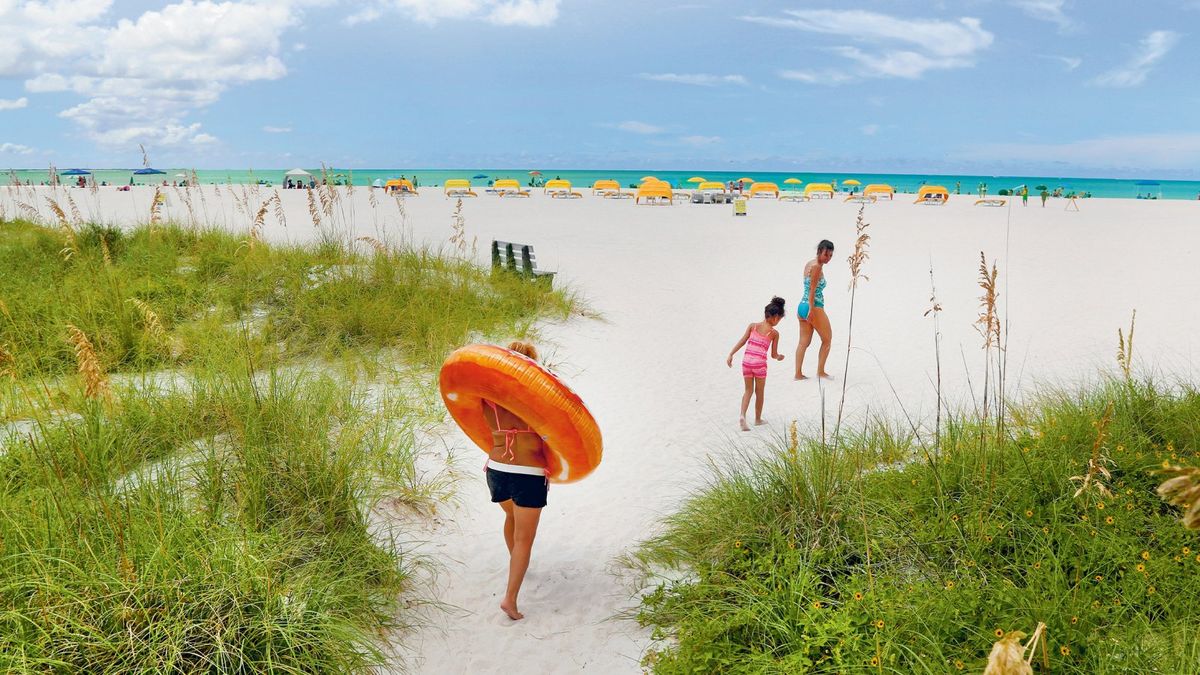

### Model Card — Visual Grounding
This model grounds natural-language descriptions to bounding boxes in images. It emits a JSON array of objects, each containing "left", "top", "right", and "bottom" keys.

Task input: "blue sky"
[{"left": 1, "top": 0, "right": 1198, "bottom": 177}]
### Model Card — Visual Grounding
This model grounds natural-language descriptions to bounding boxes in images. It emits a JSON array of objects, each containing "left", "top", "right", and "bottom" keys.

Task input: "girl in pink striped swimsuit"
[{"left": 726, "top": 296, "right": 786, "bottom": 431}]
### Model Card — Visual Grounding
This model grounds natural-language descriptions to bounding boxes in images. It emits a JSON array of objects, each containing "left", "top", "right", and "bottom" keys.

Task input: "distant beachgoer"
[
  {"left": 727, "top": 296, "right": 786, "bottom": 431},
  {"left": 795, "top": 239, "right": 835, "bottom": 381},
  {"left": 482, "top": 341, "right": 549, "bottom": 621},
  {"left": 1040, "top": 189, "right": 1050, "bottom": 206},
  {"left": 979, "top": 182, "right": 987, "bottom": 197},
  {"left": 1021, "top": 186, "right": 1029, "bottom": 206},
  {"left": 412, "top": 175, "right": 419, "bottom": 187},
  {"left": 955, "top": 181, "right": 961, "bottom": 194}
]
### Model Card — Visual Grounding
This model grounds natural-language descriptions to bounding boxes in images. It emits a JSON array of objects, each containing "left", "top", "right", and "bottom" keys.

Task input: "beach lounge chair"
[
  {"left": 491, "top": 240, "right": 556, "bottom": 287},
  {"left": 493, "top": 179, "right": 530, "bottom": 198},
  {"left": 544, "top": 179, "right": 582, "bottom": 199},
  {"left": 974, "top": 198, "right": 1007, "bottom": 207},
  {"left": 915, "top": 186, "right": 949, "bottom": 205},
  {"left": 863, "top": 184, "right": 895, "bottom": 201},
  {"left": 691, "top": 181, "right": 731, "bottom": 204},
  {"left": 444, "top": 179, "right": 478, "bottom": 198},
  {"left": 844, "top": 194, "right": 875, "bottom": 204},
  {"left": 804, "top": 183, "right": 835, "bottom": 200},
  {"left": 748, "top": 182, "right": 780, "bottom": 199},
  {"left": 635, "top": 183, "right": 673, "bottom": 204}
]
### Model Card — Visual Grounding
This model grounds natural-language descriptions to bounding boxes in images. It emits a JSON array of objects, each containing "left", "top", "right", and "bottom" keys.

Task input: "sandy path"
[{"left": 6, "top": 185, "right": 1199, "bottom": 672}]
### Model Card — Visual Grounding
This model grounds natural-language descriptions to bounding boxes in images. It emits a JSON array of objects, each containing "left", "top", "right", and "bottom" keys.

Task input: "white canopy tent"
[{"left": 284, "top": 168, "right": 314, "bottom": 187}]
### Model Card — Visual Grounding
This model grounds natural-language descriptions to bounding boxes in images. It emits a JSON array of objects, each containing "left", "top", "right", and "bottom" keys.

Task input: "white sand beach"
[{"left": 5, "top": 185, "right": 1200, "bottom": 672}]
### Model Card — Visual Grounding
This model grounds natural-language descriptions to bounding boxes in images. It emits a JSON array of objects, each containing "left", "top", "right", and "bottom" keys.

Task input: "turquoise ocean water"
[{"left": 10, "top": 168, "right": 1200, "bottom": 200}]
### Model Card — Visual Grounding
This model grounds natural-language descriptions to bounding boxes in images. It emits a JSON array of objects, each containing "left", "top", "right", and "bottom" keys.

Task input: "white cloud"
[
  {"left": 1091, "top": 30, "right": 1179, "bottom": 87},
  {"left": 614, "top": 121, "right": 664, "bottom": 134},
  {"left": 1042, "top": 55, "right": 1082, "bottom": 71},
  {"left": 4, "top": 1, "right": 299, "bottom": 148},
  {"left": 263, "top": 126, "right": 292, "bottom": 133},
  {"left": 639, "top": 73, "right": 748, "bottom": 87},
  {"left": 680, "top": 135, "right": 721, "bottom": 146},
  {"left": 743, "top": 9, "right": 993, "bottom": 81},
  {"left": 346, "top": 0, "right": 559, "bottom": 27},
  {"left": 487, "top": 0, "right": 558, "bottom": 26},
  {"left": 1012, "top": 0, "right": 1074, "bottom": 32},
  {"left": 0, "top": 97, "right": 29, "bottom": 110},
  {"left": 0, "top": 142, "right": 35, "bottom": 154},
  {"left": 779, "top": 69, "right": 852, "bottom": 85},
  {"left": 861, "top": 124, "right": 880, "bottom": 136},
  {"left": 960, "top": 133, "right": 1200, "bottom": 170}
]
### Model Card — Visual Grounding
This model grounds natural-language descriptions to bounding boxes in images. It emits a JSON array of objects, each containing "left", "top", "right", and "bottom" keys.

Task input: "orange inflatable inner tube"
[{"left": 439, "top": 344, "right": 602, "bottom": 483}]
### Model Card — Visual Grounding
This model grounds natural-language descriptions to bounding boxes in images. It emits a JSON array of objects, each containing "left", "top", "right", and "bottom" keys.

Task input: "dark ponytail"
[{"left": 764, "top": 295, "right": 786, "bottom": 318}]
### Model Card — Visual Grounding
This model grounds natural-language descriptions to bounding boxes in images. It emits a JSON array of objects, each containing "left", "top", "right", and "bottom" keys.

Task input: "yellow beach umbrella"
[
  {"left": 783, "top": 177, "right": 803, "bottom": 185},
  {"left": 687, "top": 176, "right": 706, "bottom": 183},
  {"left": 641, "top": 175, "right": 658, "bottom": 182},
  {"left": 843, "top": 179, "right": 862, "bottom": 186},
  {"left": 737, "top": 177, "right": 755, "bottom": 183}
]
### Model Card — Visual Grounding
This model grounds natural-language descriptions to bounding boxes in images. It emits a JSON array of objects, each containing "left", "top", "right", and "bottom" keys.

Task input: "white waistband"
[{"left": 487, "top": 460, "right": 546, "bottom": 477}]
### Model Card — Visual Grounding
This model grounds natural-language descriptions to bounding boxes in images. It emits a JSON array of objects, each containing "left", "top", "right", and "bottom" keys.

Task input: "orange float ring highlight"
[{"left": 439, "top": 344, "right": 602, "bottom": 483}]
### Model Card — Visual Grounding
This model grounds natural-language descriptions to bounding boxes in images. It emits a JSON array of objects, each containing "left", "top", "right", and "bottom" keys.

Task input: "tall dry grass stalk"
[
  {"left": 357, "top": 236, "right": 388, "bottom": 256},
  {"left": 65, "top": 324, "right": 109, "bottom": 400},
  {"left": 272, "top": 190, "right": 286, "bottom": 230},
  {"left": 64, "top": 192, "right": 84, "bottom": 227},
  {"left": 128, "top": 298, "right": 167, "bottom": 345},
  {"left": 448, "top": 198, "right": 474, "bottom": 256},
  {"left": 1117, "top": 309, "right": 1136, "bottom": 380},
  {"left": 1070, "top": 401, "right": 1115, "bottom": 498},
  {"left": 0, "top": 343, "right": 15, "bottom": 380},
  {"left": 100, "top": 238, "right": 112, "bottom": 266},
  {"left": 307, "top": 187, "right": 321, "bottom": 229},
  {"left": 15, "top": 198, "right": 40, "bottom": 223},
  {"left": 150, "top": 187, "right": 163, "bottom": 226},
  {"left": 45, "top": 197, "right": 69, "bottom": 228},
  {"left": 925, "top": 266, "right": 944, "bottom": 449},
  {"left": 1157, "top": 464, "right": 1200, "bottom": 530},
  {"left": 975, "top": 252, "right": 1001, "bottom": 417},
  {"left": 984, "top": 622, "right": 1047, "bottom": 675},
  {"left": 834, "top": 206, "right": 871, "bottom": 434}
]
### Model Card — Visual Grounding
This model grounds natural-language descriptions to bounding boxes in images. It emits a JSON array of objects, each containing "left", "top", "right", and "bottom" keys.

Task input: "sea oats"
[{"left": 66, "top": 324, "right": 109, "bottom": 400}]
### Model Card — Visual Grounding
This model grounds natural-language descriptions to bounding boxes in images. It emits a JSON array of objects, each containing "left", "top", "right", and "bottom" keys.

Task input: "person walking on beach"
[
  {"left": 1021, "top": 186, "right": 1029, "bottom": 206},
  {"left": 481, "top": 341, "right": 549, "bottom": 621},
  {"left": 727, "top": 297, "right": 786, "bottom": 431},
  {"left": 1040, "top": 188, "right": 1050, "bottom": 207},
  {"left": 795, "top": 240, "right": 835, "bottom": 381}
]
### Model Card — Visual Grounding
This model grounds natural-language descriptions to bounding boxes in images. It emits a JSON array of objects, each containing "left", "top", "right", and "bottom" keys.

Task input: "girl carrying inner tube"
[
  {"left": 482, "top": 340, "right": 548, "bottom": 621},
  {"left": 795, "top": 239, "right": 835, "bottom": 380}
]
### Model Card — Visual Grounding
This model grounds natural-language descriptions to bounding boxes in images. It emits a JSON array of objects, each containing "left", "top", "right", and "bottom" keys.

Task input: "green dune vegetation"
[
  {"left": 631, "top": 229, "right": 1200, "bottom": 673},
  {"left": 0, "top": 216, "right": 574, "bottom": 671}
]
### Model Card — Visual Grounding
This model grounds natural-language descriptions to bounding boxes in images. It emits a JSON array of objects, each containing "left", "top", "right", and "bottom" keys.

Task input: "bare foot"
[
  {"left": 794, "top": 373, "right": 809, "bottom": 380},
  {"left": 754, "top": 419, "right": 767, "bottom": 426},
  {"left": 739, "top": 417, "right": 750, "bottom": 432},
  {"left": 818, "top": 372, "right": 834, "bottom": 380},
  {"left": 500, "top": 599, "right": 524, "bottom": 621}
]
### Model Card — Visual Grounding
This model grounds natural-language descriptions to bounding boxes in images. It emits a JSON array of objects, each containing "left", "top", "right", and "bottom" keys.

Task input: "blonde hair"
[{"left": 508, "top": 341, "right": 538, "bottom": 361}]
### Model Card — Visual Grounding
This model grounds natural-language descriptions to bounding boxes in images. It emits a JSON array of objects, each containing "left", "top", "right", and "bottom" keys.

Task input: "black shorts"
[{"left": 486, "top": 468, "right": 548, "bottom": 509}]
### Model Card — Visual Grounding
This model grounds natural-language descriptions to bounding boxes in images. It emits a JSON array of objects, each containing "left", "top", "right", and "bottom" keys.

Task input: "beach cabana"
[
  {"left": 444, "top": 179, "right": 477, "bottom": 198},
  {"left": 748, "top": 182, "right": 780, "bottom": 199},
  {"left": 915, "top": 186, "right": 949, "bottom": 204},
  {"left": 1134, "top": 180, "right": 1161, "bottom": 199},
  {"left": 284, "top": 168, "right": 313, "bottom": 185},
  {"left": 592, "top": 179, "right": 624, "bottom": 197},
  {"left": 386, "top": 178, "right": 418, "bottom": 195},
  {"left": 493, "top": 179, "right": 529, "bottom": 198},
  {"left": 863, "top": 184, "right": 894, "bottom": 200},
  {"left": 544, "top": 179, "right": 582, "bottom": 199},
  {"left": 636, "top": 183, "right": 673, "bottom": 204},
  {"left": 804, "top": 183, "right": 835, "bottom": 199}
]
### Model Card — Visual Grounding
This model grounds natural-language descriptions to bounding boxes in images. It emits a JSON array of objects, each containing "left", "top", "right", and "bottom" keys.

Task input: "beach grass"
[
  {"left": 631, "top": 377, "right": 1200, "bottom": 673},
  {"left": 0, "top": 215, "right": 576, "bottom": 672},
  {"left": 0, "top": 218, "right": 575, "bottom": 388}
]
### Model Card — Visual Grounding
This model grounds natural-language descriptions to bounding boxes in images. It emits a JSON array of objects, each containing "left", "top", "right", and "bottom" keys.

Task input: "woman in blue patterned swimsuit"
[{"left": 795, "top": 239, "right": 834, "bottom": 380}]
